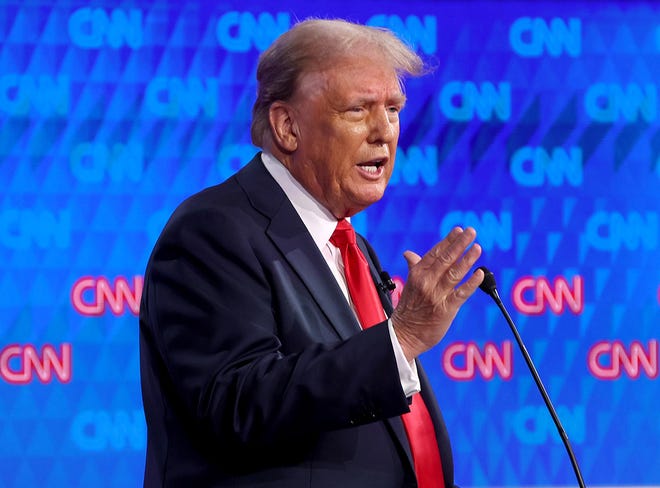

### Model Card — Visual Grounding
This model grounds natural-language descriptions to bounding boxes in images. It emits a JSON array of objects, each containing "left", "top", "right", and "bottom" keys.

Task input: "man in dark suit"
[{"left": 140, "top": 18, "right": 484, "bottom": 487}]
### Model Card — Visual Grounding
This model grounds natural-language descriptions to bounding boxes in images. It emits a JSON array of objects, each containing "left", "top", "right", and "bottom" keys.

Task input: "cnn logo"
[
  {"left": 71, "top": 276, "right": 142, "bottom": 316},
  {"left": 588, "top": 340, "right": 658, "bottom": 380},
  {"left": 512, "top": 275, "right": 583, "bottom": 315},
  {"left": 442, "top": 341, "right": 513, "bottom": 380},
  {"left": 0, "top": 344, "right": 72, "bottom": 384}
]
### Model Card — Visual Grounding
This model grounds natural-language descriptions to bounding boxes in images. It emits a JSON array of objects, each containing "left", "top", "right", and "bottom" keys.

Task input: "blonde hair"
[{"left": 250, "top": 18, "right": 425, "bottom": 147}]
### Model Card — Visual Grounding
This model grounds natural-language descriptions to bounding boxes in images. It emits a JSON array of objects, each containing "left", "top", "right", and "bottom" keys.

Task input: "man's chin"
[{"left": 343, "top": 193, "right": 386, "bottom": 216}]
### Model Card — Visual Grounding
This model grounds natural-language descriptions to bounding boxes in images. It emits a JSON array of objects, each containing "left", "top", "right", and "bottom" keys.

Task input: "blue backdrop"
[{"left": 1, "top": 1, "right": 659, "bottom": 486}]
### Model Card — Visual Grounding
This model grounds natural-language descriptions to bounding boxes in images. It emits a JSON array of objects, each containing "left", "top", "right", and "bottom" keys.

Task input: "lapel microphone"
[
  {"left": 476, "top": 266, "right": 587, "bottom": 488},
  {"left": 378, "top": 271, "right": 397, "bottom": 292}
]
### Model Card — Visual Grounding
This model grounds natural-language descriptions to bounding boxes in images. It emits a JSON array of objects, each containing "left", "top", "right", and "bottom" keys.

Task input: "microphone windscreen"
[{"left": 477, "top": 266, "right": 497, "bottom": 295}]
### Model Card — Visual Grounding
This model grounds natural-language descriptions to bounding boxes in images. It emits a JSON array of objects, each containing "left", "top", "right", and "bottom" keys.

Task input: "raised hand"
[{"left": 391, "top": 227, "right": 485, "bottom": 361}]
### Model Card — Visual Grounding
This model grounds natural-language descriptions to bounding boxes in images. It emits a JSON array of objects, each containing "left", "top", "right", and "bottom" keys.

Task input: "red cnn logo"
[
  {"left": 443, "top": 341, "right": 513, "bottom": 380},
  {"left": 0, "top": 343, "right": 72, "bottom": 384},
  {"left": 71, "top": 276, "right": 143, "bottom": 316},
  {"left": 587, "top": 340, "right": 658, "bottom": 380},
  {"left": 512, "top": 275, "right": 584, "bottom": 315}
]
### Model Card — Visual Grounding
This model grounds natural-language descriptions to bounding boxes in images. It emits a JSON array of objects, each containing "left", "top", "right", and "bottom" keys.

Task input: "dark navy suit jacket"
[{"left": 139, "top": 154, "right": 456, "bottom": 487}]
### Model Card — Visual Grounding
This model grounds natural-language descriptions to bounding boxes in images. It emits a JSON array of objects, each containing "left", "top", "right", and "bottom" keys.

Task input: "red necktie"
[{"left": 330, "top": 219, "right": 446, "bottom": 488}]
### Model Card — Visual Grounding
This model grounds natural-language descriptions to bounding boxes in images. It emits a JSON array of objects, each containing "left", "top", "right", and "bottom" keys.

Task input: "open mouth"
[{"left": 357, "top": 159, "right": 386, "bottom": 175}]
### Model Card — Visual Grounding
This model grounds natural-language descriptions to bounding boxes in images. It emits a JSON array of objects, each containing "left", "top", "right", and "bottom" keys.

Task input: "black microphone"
[
  {"left": 378, "top": 271, "right": 397, "bottom": 292},
  {"left": 476, "top": 266, "right": 587, "bottom": 488}
]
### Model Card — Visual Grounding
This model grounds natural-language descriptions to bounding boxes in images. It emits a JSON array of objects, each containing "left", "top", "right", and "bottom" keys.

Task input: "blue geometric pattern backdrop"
[{"left": 1, "top": 1, "right": 658, "bottom": 486}]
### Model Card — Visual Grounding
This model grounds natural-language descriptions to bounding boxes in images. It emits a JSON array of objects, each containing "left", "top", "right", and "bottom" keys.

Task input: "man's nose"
[{"left": 367, "top": 107, "right": 398, "bottom": 144}]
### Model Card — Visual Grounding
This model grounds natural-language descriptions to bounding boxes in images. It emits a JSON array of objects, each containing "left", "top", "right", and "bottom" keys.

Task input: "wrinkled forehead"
[{"left": 294, "top": 52, "right": 404, "bottom": 101}]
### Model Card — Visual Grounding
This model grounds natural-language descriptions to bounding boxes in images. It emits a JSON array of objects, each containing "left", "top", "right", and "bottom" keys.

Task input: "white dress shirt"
[{"left": 261, "top": 152, "right": 420, "bottom": 397}]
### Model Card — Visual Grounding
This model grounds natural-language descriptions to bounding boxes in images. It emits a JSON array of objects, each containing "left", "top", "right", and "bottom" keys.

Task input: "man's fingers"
[
  {"left": 415, "top": 226, "right": 465, "bottom": 272},
  {"left": 403, "top": 250, "right": 422, "bottom": 269},
  {"left": 393, "top": 229, "right": 485, "bottom": 359},
  {"left": 438, "top": 239, "right": 482, "bottom": 289},
  {"left": 426, "top": 226, "right": 478, "bottom": 273},
  {"left": 450, "top": 263, "right": 486, "bottom": 304},
  {"left": 426, "top": 227, "right": 464, "bottom": 260}
]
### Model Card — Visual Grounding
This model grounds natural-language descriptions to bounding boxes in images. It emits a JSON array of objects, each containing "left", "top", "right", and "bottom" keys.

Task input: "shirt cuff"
[{"left": 387, "top": 319, "right": 421, "bottom": 398}]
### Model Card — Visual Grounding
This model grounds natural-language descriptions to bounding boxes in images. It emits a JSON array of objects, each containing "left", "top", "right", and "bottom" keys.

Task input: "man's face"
[{"left": 283, "top": 54, "right": 406, "bottom": 218}]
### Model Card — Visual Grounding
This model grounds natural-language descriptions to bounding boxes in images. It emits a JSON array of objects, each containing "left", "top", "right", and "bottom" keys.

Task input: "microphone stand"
[{"left": 478, "top": 267, "right": 586, "bottom": 488}]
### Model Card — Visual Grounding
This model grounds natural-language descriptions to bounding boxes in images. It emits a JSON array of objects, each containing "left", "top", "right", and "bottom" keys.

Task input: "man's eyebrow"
[
  {"left": 391, "top": 93, "right": 407, "bottom": 106},
  {"left": 350, "top": 93, "right": 407, "bottom": 105}
]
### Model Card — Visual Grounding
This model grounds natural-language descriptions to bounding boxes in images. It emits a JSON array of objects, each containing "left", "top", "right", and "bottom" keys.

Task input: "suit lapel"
[
  {"left": 267, "top": 209, "right": 363, "bottom": 340},
  {"left": 235, "top": 155, "right": 361, "bottom": 341},
  {"left": 357, "top": 236, "right": 394, "bottom": 317}
]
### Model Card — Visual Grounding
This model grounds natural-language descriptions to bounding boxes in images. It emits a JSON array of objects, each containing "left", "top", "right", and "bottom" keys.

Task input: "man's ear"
[{"left": 268, "top": 102, "right": 298, "bottom": 153}]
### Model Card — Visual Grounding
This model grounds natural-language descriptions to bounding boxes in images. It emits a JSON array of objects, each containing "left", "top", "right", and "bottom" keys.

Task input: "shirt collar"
[{"left": 261, "top": 151, "right": 342, "bottom": 252}]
